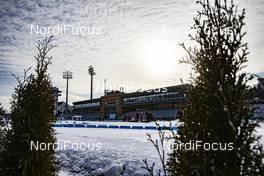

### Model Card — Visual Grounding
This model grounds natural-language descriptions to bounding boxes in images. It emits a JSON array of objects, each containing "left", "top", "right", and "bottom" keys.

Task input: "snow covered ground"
[
  {"left": 56, "top": 123, "right": 171, "bottom": 176},
  {"left": 55, "top": 120, "right": 179, "bottom": 129},
  {"left": 56, "top": 121, "right": 264, "bottom": 176},
  {"left": 56, "top": 120, "right": 177, "bottom": 126}
]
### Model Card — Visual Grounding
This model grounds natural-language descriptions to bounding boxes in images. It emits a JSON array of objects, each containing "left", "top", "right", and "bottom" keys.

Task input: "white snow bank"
[
  {"left": 56, "top": 127, "right": 167, "bottom": 176},
  {"left": 57, "top": 122, "right": 264, "bottom": 176}
]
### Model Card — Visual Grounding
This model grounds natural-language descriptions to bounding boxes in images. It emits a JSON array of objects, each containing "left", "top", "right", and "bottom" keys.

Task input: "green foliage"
[
  {"left": 4, "top": 36, "right": 58, "bottom": 176},
  {"left": 167, "top": 0, "right": 264, "bottom": 175}
]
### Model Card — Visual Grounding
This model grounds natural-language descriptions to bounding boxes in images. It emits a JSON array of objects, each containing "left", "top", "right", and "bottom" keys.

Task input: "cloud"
[{"left": 0, "top": 0, "right": 264, "bottom": 111}]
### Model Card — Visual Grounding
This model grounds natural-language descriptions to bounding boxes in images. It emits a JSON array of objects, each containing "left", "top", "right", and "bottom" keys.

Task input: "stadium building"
[{"left": 71, "top": 84, "right": 187, "bottom": 121}]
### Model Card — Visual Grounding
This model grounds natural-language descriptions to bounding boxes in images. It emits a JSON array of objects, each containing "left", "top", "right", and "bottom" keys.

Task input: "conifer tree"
[
  {"left": 167, "top": 0, "right": 264, "bottom": 175},
  {"left": 7, "top": 36, "right": 58, "bottom": 176},
  {"left": 0, "top": 103, "right": 5, "bottom": 128},
  {"left": 0, "top": 103, "right": 6, "bottom": 155},
  {"left": 0, "top": 103, "right": 8, "bottom": 174},
  {"left": 0, "top": 103, "right": 4, "bottom": 116},
  {"left": 0, "top": 104, "right": 13, "bottom": 176}
]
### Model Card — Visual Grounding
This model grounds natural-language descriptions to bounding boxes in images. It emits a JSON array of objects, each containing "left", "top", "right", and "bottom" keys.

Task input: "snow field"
[
  {"left": 56, "top": 127, "right": 171, "bottom": 175},
  {"left": 56, "top": 121, "right": 264, "bottom": 176}
]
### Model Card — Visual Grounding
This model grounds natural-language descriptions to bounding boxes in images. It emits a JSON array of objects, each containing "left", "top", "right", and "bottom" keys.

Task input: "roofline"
[
  {"left": 72, "top": 84, "right": 188, "bottom": 105},
  {"left": 73, "top": 98, "right": 101, "bottom": 105}
]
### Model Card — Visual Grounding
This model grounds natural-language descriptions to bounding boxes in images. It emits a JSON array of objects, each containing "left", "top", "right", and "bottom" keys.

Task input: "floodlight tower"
[
  {"left": 104, "top": 78, "right": 107, "bottom": 96},
  {"left": 88, "top": 65, "right": 96, "bottom": 100},
  {"left": 63, "top": 71, "right": 73, "bottom": 114}
]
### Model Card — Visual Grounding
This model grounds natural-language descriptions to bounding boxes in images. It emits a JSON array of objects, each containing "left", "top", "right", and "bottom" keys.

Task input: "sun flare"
[{"left": 140, "top": 37, "right": 179, "bottom": 77}]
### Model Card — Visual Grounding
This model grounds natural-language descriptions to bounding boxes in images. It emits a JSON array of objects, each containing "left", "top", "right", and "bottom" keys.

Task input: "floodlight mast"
[
  {"left": 63, "top": 71, "right": 73, "bottom": 114},
  {"left": 104, "top": 78, "right": 107, "bottom": 96},
  {"left": 88, "top": 65, "right": 96, "bottom": 100}
]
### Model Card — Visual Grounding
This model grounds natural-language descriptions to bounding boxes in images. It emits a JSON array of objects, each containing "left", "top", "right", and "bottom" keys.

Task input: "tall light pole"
[
  {"left": 63, "top": 71, "right": 72, "bottom": 114},
  {"left": 88, "top": 65, "right": 96, "bottom": 100},
  {"left": 104, "top": 78, "right": 107, "bottom": 96}
]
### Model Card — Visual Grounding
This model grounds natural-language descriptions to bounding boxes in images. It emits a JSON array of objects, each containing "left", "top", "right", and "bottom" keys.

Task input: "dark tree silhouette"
[
  {"left": 167, "top": 0, "right": 264, "bottom": 175},
  {"left": 0, "top": 103, "right": 9, "bottom": 175},
  {"left": 5, "top": 36, "right": 58, "bottom": 176},
  {"left": 0, "top": 103, "right": 5, "bottom": 126},
  {"left": 0, "top": 103, "right": 6, "bottom": 156}
]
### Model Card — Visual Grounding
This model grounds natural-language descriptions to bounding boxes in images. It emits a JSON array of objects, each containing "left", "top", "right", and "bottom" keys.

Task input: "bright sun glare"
[{"left": 141, "top": 37, "right": 179, "bottom": 77}]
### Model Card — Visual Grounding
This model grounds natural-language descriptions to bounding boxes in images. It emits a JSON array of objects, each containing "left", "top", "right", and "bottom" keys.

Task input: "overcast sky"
[{"left": 0, "top": 0, "right": 264, "bottom": 110}]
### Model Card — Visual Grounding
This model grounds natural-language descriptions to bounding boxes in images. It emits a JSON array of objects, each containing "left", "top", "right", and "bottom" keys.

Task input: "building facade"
[{"left": 71, "top": 84, "right": 187, "bottom": 121}]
